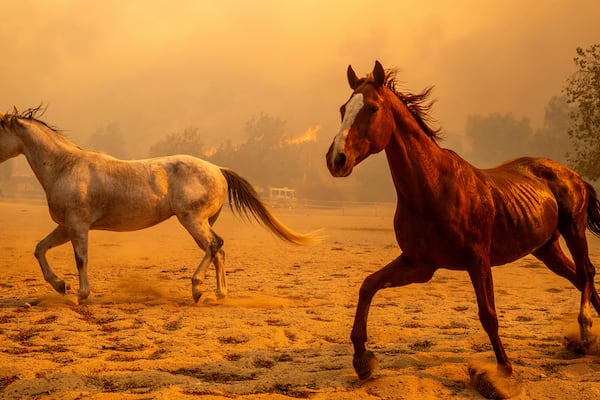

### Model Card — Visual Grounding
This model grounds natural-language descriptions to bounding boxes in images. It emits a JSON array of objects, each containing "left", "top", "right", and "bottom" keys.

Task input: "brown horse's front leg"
[
  {"left": 351, "top": 289, "right": 379, "bottom": 380},
  {"left": 351, "top": 255, "right": 436, "bottom": 380},
  {"left": 467, "top": 263, "right": 512, "bottom": 376}
]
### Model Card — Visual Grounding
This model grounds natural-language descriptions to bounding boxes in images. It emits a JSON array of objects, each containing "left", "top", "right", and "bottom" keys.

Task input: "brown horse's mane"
[{"left": 364, "top": 69, "right": 442, "bottom": 142}]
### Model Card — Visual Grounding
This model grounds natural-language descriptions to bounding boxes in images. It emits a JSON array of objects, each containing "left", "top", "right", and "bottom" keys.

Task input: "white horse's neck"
[{"left": 16, "top": 119, "right": 81, "bottom": 190}]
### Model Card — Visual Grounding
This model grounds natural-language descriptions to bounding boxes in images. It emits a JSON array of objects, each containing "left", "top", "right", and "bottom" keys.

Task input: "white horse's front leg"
[{"left": 34, "top": 226, "right": 71, "bottom": 294}]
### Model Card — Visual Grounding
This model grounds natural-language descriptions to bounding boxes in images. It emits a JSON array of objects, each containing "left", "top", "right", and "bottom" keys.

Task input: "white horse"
[{"left": 0, "top": 107, "right": 316, "bottom": 302}]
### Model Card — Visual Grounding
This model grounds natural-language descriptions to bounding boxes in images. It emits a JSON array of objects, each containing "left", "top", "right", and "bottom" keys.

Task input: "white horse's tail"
[{"left": 220, "top": 168, "right": 318, "bottom": 245}]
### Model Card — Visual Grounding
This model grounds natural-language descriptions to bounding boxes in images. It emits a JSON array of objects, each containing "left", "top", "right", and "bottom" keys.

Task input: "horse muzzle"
[{"left": 326, "top": 145, "right": 353, "bottom": 177}]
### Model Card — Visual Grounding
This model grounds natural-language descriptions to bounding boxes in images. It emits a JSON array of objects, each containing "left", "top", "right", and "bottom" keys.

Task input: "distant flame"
[
  {"left": 203, "top": 146, "right": 218, "bottom": 158},
  {"left": 284, "top": 124, "right": 321, "bottom": 146}
]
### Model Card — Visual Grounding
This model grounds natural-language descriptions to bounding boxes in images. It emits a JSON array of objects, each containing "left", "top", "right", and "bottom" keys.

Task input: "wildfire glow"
[
  {"left": 203, "top": 146, "right": 218, "bottom": 158},
  {"left": 284, "top": 124, "right": 321, "bottom": 146}
]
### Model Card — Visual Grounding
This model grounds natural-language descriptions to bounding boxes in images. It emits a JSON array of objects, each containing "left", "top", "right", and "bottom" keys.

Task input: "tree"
[
  {"left": 564, "top": 44, "right": 600, "bottom": 181},
  {"left": 528, "top": 95, "right": 572, "bottom": 163},
  {"left": 244, "top": 113, "right": 285, "bottom": 149},
  {"left": 149, "top": 126, "right": 204, "bottom": 157},
  {"left": 465, "top": 112, "right": 533, "bottom": 167},
  {"left": 87, "top": 123, "right": 130, "bottom": 159},
  {"left": 210, "top": 113, "right": 295, "bottom": 188}
]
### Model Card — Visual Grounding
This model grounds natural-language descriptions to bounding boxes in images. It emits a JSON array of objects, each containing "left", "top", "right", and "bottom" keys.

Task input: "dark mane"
[
  {"left": 2, "top": 105, "right": 61, "bottom": 133},
  {"left": 365, "top": 69, "right": 442, "bottom": 142}
]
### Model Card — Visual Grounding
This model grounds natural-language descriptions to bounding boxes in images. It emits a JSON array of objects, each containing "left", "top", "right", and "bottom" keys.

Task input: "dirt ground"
[{"left": 1, "top": 199, "right": 599, "bottom": 399}]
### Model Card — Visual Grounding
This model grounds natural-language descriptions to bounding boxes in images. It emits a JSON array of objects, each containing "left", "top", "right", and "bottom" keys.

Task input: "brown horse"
[{"left": 326, "top": 61, "right": 600, "bottom": 386}]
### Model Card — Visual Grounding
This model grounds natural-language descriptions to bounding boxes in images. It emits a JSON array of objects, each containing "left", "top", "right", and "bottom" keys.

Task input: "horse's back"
[
  {"left": 492, "top": 157, "right": 588, "bottom": 214},
  {"left": 48, "top": 154, "right": 227, "bottom": 231}
]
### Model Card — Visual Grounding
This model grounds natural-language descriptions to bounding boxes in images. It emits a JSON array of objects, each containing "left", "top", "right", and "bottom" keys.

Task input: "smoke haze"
[{"left": 1, "top": 0, "right": 598, "bottom": 162}]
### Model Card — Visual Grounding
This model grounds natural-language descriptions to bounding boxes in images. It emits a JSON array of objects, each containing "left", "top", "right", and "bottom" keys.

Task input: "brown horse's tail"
[
  {"left": 585, "top": 181, "right": 600, "bottom": 237},
  {"left": 220, "top": 168, "right": 319, "bottom": 245}
]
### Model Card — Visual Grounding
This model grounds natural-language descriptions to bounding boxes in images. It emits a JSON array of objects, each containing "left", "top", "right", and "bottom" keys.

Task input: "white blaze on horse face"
[{"left": 333, "top": 93, "right": 364, "bottom": 155}]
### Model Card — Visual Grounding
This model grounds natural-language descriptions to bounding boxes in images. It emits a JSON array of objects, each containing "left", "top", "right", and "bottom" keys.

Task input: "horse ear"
[
  {"left": 347, "top": 65, "right": 360, "bottom": 90},
  {"left": 373, "top": 61, "right": 385, "bottom": 87}
]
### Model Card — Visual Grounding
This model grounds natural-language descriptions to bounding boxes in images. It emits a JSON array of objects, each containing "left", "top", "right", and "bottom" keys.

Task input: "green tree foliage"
[
  {"left": 148, "top": 126, "right": 204, "bottom": 158},
  {"left": 564, "top": 44, "right": 600, "bottom": 180}
]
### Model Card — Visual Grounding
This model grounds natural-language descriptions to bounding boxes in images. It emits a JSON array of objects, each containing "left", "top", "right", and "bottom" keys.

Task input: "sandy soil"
[{"left": 0, "top": 199, "right": 599, "bottom": 399}]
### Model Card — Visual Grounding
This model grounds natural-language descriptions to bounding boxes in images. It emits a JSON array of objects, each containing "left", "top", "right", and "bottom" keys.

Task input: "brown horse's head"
[
  {"left": 326, "top": 61, "right": 394, "bottom": 177},
  {"left": 326, "top": 61, "right": 439, "bottom": 178}
]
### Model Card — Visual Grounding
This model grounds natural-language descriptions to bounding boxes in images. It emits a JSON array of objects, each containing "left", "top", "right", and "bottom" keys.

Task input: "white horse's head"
[{"left": 0, "top": 111, "right": 25, "bottom": 162}]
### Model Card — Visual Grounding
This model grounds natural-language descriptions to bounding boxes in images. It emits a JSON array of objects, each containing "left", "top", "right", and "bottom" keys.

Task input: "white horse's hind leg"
[
  {"left": 191, "top": 246, "right": 213, "bottom": 302},
  {"left": 34, "top": 226, "right": 71, "bottom": 294},
  {"left": 213, "top": 248, "right": 227, "bottom": 299},
  {"left": 178, "top": 215, "right": 226, "bottom": 302}
]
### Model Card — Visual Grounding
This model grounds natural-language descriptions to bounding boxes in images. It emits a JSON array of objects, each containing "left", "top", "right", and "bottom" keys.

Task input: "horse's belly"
[
  {"left": 90, "top": 201, "right": 173, "bottom": 231},
  {"left": 91, "top": 214, "right": 172, "bottom": 231},
  {"left": 489, "top": 198, "right": 558, "bottom": 265}
]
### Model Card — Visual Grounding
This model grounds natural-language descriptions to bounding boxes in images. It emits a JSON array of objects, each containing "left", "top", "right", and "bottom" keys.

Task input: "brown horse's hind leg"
[
  {"left": 560, "top": 218, "right": 598, "bottom": 350},
  {"left": 351, "top": 254, "right": 436, "bottom": 380},
  {"left": 533, "top": 233, "right": 600, "bottom": 316},
  {"left": 34, "top": 225, "right": 71, "bottom": 295}
]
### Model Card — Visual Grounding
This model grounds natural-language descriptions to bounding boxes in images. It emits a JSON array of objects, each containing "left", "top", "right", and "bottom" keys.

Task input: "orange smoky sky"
[{"left": 0, "top": 0, "right": 599, "bottom": 157}]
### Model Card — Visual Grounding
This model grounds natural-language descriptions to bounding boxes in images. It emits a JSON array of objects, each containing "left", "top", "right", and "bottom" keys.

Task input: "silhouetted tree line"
[
  {"left": 463, "top": 95, "right": 572, "bottom": 168},
  {"left": 4, "top": 47, "right": 596, "bottom": 201},
  {"left": 140, "top": 45, "right": 599, "bottom": 201},
  {"left": 141, "top": 95, "right": 574, "bottom": 203},
  {"left": 209, "top": 113, "right": 322, "bottom": 189}
]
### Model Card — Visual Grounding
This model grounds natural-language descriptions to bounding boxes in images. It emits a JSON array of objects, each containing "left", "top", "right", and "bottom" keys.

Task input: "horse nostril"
[{"left": 335, "top": 152, "right": 347, "bottom": 169}]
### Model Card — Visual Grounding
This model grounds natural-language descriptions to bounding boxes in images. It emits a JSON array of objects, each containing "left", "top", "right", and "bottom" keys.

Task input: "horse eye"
[{"left": 368, "top": 104, "right": 378, "bottom": 113}]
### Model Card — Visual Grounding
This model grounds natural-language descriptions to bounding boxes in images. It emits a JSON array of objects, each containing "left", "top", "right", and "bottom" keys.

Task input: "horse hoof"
[
  {"left": 57, "top": 280, "right": 68, "bottom": 294},
  {"left": 78, "top": 292, "right": 90, "bottom": 301},
  {"left": 563, "top": 332, "right": 600, "bottom": 356},
  {"left": 192, "top": 290, "right": 203, "bottom": 304},
  {"left": 353, "top": 350, "right": 378, "bottom": 380},
  {"left": 468, "top": 363, "right": 520, "bottom": 399}
]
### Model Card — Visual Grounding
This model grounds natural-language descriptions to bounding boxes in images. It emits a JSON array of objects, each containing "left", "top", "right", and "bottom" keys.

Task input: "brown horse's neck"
[{"left": 384, "top": 99, "right": 447, "bottom": 210}]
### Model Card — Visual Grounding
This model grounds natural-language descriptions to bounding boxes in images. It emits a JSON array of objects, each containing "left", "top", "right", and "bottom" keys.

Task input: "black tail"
[
  {"left": 220, "top": 168, "right": 318, "bottom": 245},
  {"left": 586, "top": 181, "right": 600, "bottom": 237}
]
